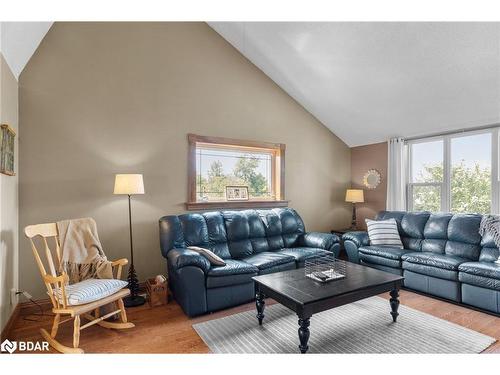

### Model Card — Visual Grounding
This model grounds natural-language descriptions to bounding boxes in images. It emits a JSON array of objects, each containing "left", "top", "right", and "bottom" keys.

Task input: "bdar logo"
[
  {"left": 1, "top": 339, "right": 48, "bottom": 353},
  {"left": 1, "top": 339, "right": 17, "bottom": 354}
]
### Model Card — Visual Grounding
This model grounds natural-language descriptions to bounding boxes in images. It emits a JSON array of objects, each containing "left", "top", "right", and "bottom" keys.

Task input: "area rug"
[{"left": 192, "top": 297, "right": 496, "bottom": 353}]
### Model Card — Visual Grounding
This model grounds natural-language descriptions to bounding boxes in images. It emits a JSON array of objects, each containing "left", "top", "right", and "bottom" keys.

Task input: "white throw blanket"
[
  {"left": 478, "top": 215, "right": 500, "bottom": 263},
  {"left": 57, "top": 218, "right": 113, "bottom": 284}
]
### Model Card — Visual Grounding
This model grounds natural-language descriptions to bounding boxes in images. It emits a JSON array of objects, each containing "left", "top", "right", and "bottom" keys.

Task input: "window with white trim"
[{"left": 407, "top": 128, "right": 498, "bottom": 214}]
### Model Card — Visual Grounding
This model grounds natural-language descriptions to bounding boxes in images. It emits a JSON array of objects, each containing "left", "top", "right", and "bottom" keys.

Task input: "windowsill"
[{"left": 185, "top": 200, "right": 289, "bottom": 211}]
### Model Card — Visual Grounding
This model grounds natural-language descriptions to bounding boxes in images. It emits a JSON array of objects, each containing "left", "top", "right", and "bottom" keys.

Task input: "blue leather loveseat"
[
  {"left": 343, "top": 211, "right": 500, "bottom": 314},
  {"left": 159, "top": 208, "right": 340, "bottom": 316}
]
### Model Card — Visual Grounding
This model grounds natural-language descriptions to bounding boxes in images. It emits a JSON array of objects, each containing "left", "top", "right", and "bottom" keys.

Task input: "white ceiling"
[
  {"left": 209, "top": 22, "right": 500, "bottom": 147},
  {"left": 0, "top": 22, "right": 498, "bottom": 146},
  {"left": 0, "top": 22, "right": 53, "bottom": 79}
]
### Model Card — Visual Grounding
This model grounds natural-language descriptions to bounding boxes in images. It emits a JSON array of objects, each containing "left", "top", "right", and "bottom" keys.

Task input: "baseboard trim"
[{"left": 1, "top": 303, "right": 21, "bottom": 341}]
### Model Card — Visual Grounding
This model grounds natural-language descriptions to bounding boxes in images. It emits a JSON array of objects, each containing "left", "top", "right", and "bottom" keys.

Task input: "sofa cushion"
[
  {"left": 401, "top": 252, "right": 468, "bottom": 270},
  {"left": 445, "top": 214, "right": 482, "bottom": 260},
  {"left": 400, "top": 212, "right": 430, "bottom": 250},
  {"left": 179, "top": 213, "right": 209, "bottom": 248},
  {"left": 242, "top": 251, "right": 295, "bottom": 270},
  {"left": 223, "top": 211, "right": 253, "bottom": 259},
  {"left": 375, "top": 211, "right": 405, "bottom": 233},
  {"left": 277, "top": 208, "right": 305, "bottom": 247},
  {"left": 260, "top": 210, "right": 284, "bottom": 250},
  {"left": 423, "top": 213, "right": 453, "bottom": 240},
  {"left": 359, "top": 246, "right": 412, "bottom": 268},
  {"left": 258, "top": 261, "right": 296, "bottom": 275},
  {"left": 459, "top": 259, "right": 500, "bottom": 290},
  {"left": 207, "top": 259, "right": 258, "bottom": 277},
  {"left": 244, "top": 210, "right": 270, "bottom": 253},
  {"left": 206, "top": 259, "right": 258, "bottom": 289},
  {"left": 458, "top": 261, "right": 500, "bottom": 280},
  {"left": 403, "top": 261, "right": 459, "bottom": 281},
  {"left": 401, "top": 252, "right": 469, "bottom": 281},
  {"left": 277, "top": 247, "right": 330, "bottom": 263},
  {"left": 359, "top": 245, "right": 412, "bottom": 261},
  {"left": 459, "top": 273, "right": 500, "bottom": 291},
  {"left": 202, "top": 211, "right": 231, "bottom": 259},
  {"left": 421, "top": 213, "right": 453, "bottom": 254},
  {"left": 360, "top": 253, "right": 401, "bottom": 268}
]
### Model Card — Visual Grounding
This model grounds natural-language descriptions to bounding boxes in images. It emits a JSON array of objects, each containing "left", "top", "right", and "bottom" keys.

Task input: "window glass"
[
  {"left": 411, "top": 140, "right": 443, "bottom": 183},
  {"left": 450, "top": 133, "right": 491, "bottom": 214},
  {"left": 411, "top": 185, "right": 441, "bottom": 212},
  {"left": 195, "top": 146, "right": 273, "bottom": 202}
]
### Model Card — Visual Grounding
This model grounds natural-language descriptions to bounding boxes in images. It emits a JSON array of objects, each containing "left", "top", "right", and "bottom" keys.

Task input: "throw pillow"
[
  {"left": 188, "top": 246, "right": 226, "bottom": 266},
  {"left": 365, "top": 218, "right": 403, "bottom": 248}
]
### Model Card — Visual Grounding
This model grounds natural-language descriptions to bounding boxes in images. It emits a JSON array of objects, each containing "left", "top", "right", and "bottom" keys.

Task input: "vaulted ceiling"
[
  {"left": 0, "top": 22, "right": 53, "bottom": 79},
  {"left": 209, "top": 22, "right": 500, "bottom": 146},
  {"left": 2, "top": 22, "right": 499, "bottom": 147}
]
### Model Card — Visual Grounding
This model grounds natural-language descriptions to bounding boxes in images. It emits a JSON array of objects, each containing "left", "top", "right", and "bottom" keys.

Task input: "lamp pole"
[
  {"left": 350, "top": 202, "right": 357, "bottom": 229},
  {"left": 124, "top": 193, "right": 145, "bottom": 307}
]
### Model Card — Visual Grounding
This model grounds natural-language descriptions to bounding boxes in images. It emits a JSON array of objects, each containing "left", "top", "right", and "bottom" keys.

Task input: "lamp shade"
[
  {"left": 114, "top": 174, "right": 145, "bottom": 195},
  {"left": 345, "top": 189, "right": 364, "bottom": 203}
]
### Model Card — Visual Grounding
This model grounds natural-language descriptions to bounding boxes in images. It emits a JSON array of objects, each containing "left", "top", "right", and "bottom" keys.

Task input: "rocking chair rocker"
[{"left": 24, "top": 222, "right": 135, "bottom": 354}]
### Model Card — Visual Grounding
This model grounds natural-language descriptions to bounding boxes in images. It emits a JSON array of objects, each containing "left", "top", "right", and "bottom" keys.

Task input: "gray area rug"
[{"left": 193, "top": 297, "right": 496, "bottom": 353}]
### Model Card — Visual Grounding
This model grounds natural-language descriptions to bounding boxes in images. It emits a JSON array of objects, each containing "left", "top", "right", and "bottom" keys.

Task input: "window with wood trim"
[{"left": 187, "top": 134, "right": 286, "bottom": 210}]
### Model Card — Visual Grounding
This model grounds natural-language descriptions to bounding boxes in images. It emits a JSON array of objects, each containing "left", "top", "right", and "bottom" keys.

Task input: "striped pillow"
[
  {"left": 57, "top": 278, "right": 128, "bottom": 306},
  {"left": 365, "top": 218, "right": 403, "bottom": 248}
]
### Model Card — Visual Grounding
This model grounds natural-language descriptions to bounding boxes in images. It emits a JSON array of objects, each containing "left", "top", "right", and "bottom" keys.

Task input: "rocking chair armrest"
[
  {"left": 43, "top": 273, "right": 69, "bottom": 285},
  {"left": 111, "top": 258, "right": 128, "bottom": 279},
  {"left": 111, "top": 258, "right": 129, "bottom": 267}
]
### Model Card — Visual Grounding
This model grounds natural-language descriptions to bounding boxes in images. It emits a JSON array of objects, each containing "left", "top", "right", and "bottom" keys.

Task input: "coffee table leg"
[
  {"left": 298, "top": 317, "right": 310, "bottom": 354},
  {"left": 390, "top": 288, "right": 400, "bottom": 322},
  {"left": 256, "top": 291, "right": 265, "bottom": 325}
]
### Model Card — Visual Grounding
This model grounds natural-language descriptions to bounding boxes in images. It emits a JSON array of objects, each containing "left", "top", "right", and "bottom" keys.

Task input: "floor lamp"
[{"left": 114, "top": 174, "right": 146, "bottom": 307}]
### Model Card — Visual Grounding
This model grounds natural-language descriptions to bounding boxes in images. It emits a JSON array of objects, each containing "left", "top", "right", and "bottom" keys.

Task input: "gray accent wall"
[{"left": 18, "top": 22, "right": 351, "bottom": 298}]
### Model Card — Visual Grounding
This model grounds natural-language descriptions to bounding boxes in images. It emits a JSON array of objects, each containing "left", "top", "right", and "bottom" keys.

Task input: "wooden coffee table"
[{"left": 252, "top": 261, "right": 404, "bottom": 353}]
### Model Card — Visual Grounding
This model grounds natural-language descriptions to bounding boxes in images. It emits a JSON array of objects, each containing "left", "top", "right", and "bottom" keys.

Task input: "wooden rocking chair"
[{"left": 24, "top": 222, "right": 135, "bottom": 354}]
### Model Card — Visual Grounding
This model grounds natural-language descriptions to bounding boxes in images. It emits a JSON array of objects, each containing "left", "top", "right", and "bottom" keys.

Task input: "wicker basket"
[{"left": 146, "top": 277, "right": 168, "bottom": 307}]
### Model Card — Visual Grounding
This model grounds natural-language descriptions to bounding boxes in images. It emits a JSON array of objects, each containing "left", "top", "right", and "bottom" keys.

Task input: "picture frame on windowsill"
[{"left": 225, "top": 186, "right": 249, "bottom": 201}]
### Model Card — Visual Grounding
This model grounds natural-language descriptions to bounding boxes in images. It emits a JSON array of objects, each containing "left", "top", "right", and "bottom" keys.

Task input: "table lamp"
[
  {"left": 114, "top": 174, "right": 145, "bottom": 307},
  {"left": 345, "top": 189, "right": 364, "bottom": 229}
]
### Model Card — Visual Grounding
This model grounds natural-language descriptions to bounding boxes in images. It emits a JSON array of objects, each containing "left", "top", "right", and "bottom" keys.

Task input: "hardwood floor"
[{"left": 8, "top": 289, "right": 500, "bottom": 353}]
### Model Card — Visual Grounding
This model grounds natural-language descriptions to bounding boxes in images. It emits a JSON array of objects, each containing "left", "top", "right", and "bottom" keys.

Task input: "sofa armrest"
[
  {"left": 166, "top": 248, "right": 211, "bottom": 274},
  {"left": 300, "top": 232, "right": 340, "bottom": 252},
  {"left": 342, "top": 231, "right": 369, "bottom": 248},
  {"left": 342, "top": 231, "right": 369, "bottom": 263}
]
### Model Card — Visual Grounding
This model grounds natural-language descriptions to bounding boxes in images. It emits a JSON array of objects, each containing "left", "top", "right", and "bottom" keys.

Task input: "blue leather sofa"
[
  {"left": 343, "top": 211, "right": 500, "bottom": 314},
  {"left": 159, "top": 208, "right": 340, "bottom": 317}
]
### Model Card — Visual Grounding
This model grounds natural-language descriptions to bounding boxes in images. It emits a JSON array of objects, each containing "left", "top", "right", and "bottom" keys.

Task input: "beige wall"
[
  {"left": 0, "top": 53, "right": 19, "bottom": 330},
  {"left": 350, "top": 142, "right": 387, "bottom": 230},
  {"left": 19, "top": 22, "right": 351, "bottom": 299}
]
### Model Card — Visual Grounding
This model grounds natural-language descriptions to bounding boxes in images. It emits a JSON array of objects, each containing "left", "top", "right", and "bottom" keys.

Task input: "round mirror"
[{"left": 363, "top": 169, "right": 381, "bottom": 189}]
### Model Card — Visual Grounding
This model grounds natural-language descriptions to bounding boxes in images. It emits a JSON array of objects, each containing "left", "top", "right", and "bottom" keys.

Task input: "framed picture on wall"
[
  {"left": 0, "top": 124, "right": 15, "bottom": 176},
  {"left": 225, "top": 186, "right": 249, "bottom": 201}
]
